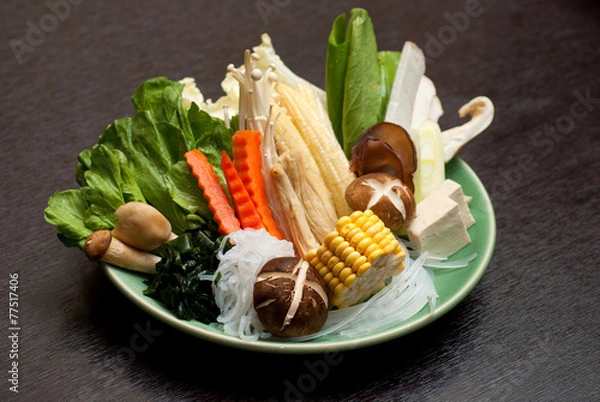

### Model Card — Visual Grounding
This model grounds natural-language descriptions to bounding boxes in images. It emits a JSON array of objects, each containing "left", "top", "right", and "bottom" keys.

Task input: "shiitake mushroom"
[
  {"left": 253, "top": 257, "right": 329, "bottom": 338},
  {"left": 349, "top": 122, "right": 418, "bottom": 192},
  {"left": 345, "top": 172, "right": 416, "bottom": 230}
]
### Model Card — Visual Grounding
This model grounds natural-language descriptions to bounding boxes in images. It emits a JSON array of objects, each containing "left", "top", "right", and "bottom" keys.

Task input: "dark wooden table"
[{"left": 1, "top": 1, "right": 598, "bottom": 401}]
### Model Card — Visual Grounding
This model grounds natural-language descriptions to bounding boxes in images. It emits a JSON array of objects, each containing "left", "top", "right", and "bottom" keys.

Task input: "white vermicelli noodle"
[
  {"left": 281, "top": 240, "right": 439, "bottom": 342},
  {"left": 212, "top": 228, "right": 295, "bottom": 341}
]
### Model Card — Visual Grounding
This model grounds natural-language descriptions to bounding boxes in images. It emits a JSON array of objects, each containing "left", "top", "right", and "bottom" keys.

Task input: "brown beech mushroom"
[
  {"left": 349, "top": 122, "right": 418, "bottom": 192},
  {"left": 253, "top": 257, "right": 329, "bottom": 337},
  {"left": 345, "top": 173, "right": 416, "bottom": 230},
  {"left": 112, "top": 202, "right": 176, "bottom": 251},
  {"left": 83, "top": 230, "right": 161, "bottom": 274}
]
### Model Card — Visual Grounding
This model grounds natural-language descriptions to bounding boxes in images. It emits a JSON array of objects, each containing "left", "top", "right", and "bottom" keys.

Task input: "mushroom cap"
[
  {"left": 345, "top": 173, "right": 416, "bottom": 230},
  {"left": 253, "top": 257, "right": 329, "bottom": 338},
  {"left": 83, "top": 230, "right": 112, "bottom": 261},
  {"left": 112, "top": 202, "right": 172, "bottom": 251},
  {"left": 349, "top": 122, "right": 417, "bottom": 192}
]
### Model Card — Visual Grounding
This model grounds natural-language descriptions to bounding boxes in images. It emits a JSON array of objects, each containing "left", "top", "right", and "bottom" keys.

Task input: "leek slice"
[{"left": 413, "top": 119, "right": 445, "bottom": 202}]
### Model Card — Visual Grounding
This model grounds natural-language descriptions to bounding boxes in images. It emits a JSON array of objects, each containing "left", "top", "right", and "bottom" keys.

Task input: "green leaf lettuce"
[{"left": 45, "top": 77, "right": 234, "bottom": 249}]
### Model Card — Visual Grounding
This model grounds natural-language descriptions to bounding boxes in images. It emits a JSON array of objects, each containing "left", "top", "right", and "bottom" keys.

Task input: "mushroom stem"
[
  {"left": 84, "top": 230, "right": 160, "bottom": 274},
  {"left": 442, "top": 96, "right": 494, "bottom": 162},
  {"left": 270, "top": 164, "right": 319, "bottom": 258}
]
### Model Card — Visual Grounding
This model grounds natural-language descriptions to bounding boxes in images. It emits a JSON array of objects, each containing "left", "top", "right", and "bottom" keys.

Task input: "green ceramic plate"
[{"left": 102, "top": 157, "right": 496, "bottom": 354}]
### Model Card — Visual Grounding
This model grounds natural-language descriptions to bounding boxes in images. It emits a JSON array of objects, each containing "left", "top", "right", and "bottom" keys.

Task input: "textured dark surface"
[{"left": 1, "top": 1, "right": 599, "bottom": 401}]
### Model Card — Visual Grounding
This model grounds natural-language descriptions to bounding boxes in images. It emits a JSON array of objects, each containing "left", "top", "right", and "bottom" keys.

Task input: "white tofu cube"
[
  {"left": 436, "top": 179, "right": 476, "bottom": 228},
  {"left": 407, "top": 191, "right": 471, "bottom": 257}
]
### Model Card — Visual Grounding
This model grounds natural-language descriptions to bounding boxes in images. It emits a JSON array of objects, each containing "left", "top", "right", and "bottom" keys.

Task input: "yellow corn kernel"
[
  {"left": 367, "top": 248, "right": 385, "bottom": 263},
  {"left": 338, "top": 267, "right": 354, "bottom": 282},
  {"left": 345, "top": 250, "right": 362, "bottom": 268},
  {"left": 328, "top": 277, "right": 341, "bottom": 292},
  {"left": 336, "top": 216, "right": 353, "bottom": 231},
  {"left": 319, "top": 248, "right": 333, "bottom": 263},
  {"left": 363, "top": 242, "right": 380, "bottom": 258},
  {"left": 333, "top": 282, "right": 346, "bottom": 298},
  {"left": 338, "top": 222, "right": 357, "bottom": 239},
  {"left": 382, "top": 241, "right": 401, "bottom": 255},
  {"left": 360, "top": 218, "right": 377, "bottom": 233},
  {"left": 351, "top": 214, "right": 370, "bottom": 229},
  {"left": 348, "top": 230, "right": 367, "bottom": 248},
  {"left": 324, "top": 232, "right": 339, "bottom": 247},
  {"left": 326, "top": 255, "right": 341, "bottom": 270},
  {"left": 356, "top": 237, "right": 375, "bottom": 254},
  {"left": 331, "top": 261, "right": 346, "bottom": 277},
  {"left": 372, "top": 228, "right": 391, "bottom": 243},
  {"left": 344, "top": 274, "right": 357, "bottom": 287},
  {"left": 334, "top": 240, "right": 351, "bottom": 256},
  {"left": 356, "top": 263, "right": 372, "bottom": 277},
  {"left": 351, "top": 256, "right": 369, "bottom": 272},
  {"left": 364, "top": 220, "right": 386, "bottom": 237}
]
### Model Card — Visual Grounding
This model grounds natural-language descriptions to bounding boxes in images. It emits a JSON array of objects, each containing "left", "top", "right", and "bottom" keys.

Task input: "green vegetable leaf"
[
  {"left": 326, "top": 8, "right": 382, "bottom": 158},
  {"left": 45, "top": 77, "right": 232, "bottom": 249},
  {"left": 132, "top": 77, "right": 197, "bottom": 150},
  {"left": 114, "top": 149, "right": 146, "bottom": 203},
  {"left": 44, "top": 190, "right": 92, "bottom": 249},
  {"left": 166, "top": 160, "right": 211, "bottom": 218},
  {"left": 326, "top": 12, "right": 350, "bottom": 146},
  {"left": 83, "top": 144, "right": 130, "bottom": 212},
  {"left": 378, "top": 51, "right": 401, "bottom": 121},
  {"left": 342, "top": 9, "right": 382, "bottom": 157}
]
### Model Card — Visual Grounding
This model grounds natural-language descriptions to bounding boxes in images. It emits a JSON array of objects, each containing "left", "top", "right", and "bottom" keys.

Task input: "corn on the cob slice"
[
  {"left": 276, "top": 82, "right": 355, "bottom": 217},
  {"left": 304, "top": 210, "right": 406, "bottom": 308}
]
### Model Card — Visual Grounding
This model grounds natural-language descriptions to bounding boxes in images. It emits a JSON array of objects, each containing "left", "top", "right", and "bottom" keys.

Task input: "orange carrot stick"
[
  {"left": 184, "top": 149, "right": 241, "bottom": 235},
  {"left": 232, "top": 130, "right": 282, "bottom": 239},
  {"left": 220, "top": 151, "right": 264, "bottom": 231}
]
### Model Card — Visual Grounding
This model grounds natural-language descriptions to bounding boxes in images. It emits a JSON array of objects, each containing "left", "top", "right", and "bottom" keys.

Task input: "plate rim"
[{"left": 102, "top": 157, "right": 496, "bottom": 354}]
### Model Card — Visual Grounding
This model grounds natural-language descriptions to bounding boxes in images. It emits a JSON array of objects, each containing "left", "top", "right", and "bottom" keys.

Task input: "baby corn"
[
  {"left": 271, "top": 102, "right": 336, "bottom": 214},
  {"left": 276, "top": 82, "right": 355, "bottom": 217},
  {"left": 304, "top": 210, "right": 406, "bottom": 308}
]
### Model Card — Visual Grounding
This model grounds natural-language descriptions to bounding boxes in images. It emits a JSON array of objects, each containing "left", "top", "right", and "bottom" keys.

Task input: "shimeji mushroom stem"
[{"left": 84, "top": 230, "right": 160, "bottom": 274}]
